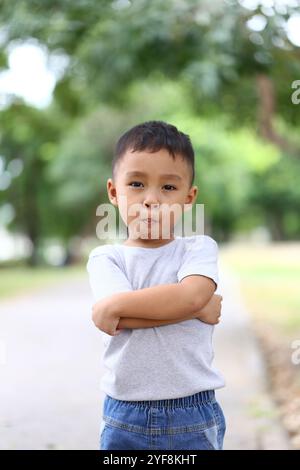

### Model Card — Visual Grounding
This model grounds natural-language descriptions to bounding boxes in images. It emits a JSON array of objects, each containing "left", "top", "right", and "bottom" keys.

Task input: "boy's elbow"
[
  {"left": 92, "top": 303, "right": 102, "bottom": 328},
  {"left": 193, "top": 293, "right": 212, "bottom": 311},
  {"left": 180, "top": 275, "right": 216, "bottom": 311},
  {"left": 92, "top": 308, "right": 99, "bottom": 327},
  {"left": 194, "top": 286, "right": 216, "bottom": 311}
]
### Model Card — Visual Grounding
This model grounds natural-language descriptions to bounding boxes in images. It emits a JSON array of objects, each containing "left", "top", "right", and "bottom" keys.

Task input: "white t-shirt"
[{"left": 86, "top": 234, "right": 225, "bottom": 401}]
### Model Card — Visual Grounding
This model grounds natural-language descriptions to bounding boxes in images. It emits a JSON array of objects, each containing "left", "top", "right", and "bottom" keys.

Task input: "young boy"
[{"left": 86, "top": 120, "right": 226, "bottom": 450}]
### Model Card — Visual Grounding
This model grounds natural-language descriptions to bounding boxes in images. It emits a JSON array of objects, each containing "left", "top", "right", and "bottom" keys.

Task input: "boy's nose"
[
  {"left": 141, "top": 201, "right": 160, "bottom": 221},
  {"left": 143, "top": 199, "right": 160, "bottom": 209}
]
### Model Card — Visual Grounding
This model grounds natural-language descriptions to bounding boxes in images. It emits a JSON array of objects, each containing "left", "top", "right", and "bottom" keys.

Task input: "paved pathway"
[
  {"left": 0, "top": 268, "right": 291, "bottom": 449},
  {"left": 0, "top": 277, "right": 104, "bottom": 450}
]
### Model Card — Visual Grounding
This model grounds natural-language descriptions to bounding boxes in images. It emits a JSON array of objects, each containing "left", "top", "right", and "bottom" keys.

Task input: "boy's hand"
[
  {"left": 195, "top": 294, "right": 223, "bottom": 325},
  {"left": 92, "top": 297, "right": 122, "bottom": 336}
]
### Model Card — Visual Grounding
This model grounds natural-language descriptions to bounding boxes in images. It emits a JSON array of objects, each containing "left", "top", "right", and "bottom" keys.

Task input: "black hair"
[{"left": 112, "top": 120, "right": 195, "bottom": 187}]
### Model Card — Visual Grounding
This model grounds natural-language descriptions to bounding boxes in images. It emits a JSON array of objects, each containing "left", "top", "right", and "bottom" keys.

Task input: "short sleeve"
[
  {"left": 86, "top": 249, "right": 133, "bottom": 303},
  {"left": 177, "top": 235, "right": 219, "bottom": 290}
]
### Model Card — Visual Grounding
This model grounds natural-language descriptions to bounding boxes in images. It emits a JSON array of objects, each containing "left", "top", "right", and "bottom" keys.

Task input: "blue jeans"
[{"left": 99, "top": 390, "right": 226, "bottom": 450}]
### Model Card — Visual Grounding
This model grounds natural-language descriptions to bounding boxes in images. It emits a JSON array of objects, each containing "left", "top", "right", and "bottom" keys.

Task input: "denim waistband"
[{"left": 107, "top": 390, "right": 216, "bottom": 409}]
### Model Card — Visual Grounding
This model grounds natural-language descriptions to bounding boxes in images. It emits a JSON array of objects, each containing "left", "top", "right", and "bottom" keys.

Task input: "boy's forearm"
[
  {"left": 111, "top": 281, "right": 211, "bottom": 321},
  {"left": 117, "top": 312, "right": 197, "bottom": 329},
  {"left": 117, "top": 299, "right": 213, "bottom": 329}
]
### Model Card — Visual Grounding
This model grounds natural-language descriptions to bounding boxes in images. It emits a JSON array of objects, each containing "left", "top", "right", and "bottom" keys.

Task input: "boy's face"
[{"left": 107, "top": 148, "right": 198, "bottom": 244}]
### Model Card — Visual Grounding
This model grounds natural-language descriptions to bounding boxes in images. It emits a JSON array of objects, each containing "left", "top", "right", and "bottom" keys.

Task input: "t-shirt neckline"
[{"left": 119, "top": 237, "right": 178, "bottom": 251}]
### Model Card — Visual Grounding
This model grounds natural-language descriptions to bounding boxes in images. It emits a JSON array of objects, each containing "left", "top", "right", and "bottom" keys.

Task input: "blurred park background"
[{"left": 0, "top": 0, "right": 300, "bottom": 450}]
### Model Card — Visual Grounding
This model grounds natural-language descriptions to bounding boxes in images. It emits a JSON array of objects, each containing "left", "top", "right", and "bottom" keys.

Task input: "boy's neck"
[{"left": 123, "top": 235, "right": 175, "bottom": 249}]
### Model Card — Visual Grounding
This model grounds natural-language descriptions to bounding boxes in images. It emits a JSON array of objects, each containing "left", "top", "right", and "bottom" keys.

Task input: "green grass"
[
  {"left": 220, "top": 243, "right": 300, "bottom": 334},
  {"left": 0, "top": 264, "right": 86, "bottom": 300},
  {"left": 233, "top": 266, "right": 300, "bottom": 279}
]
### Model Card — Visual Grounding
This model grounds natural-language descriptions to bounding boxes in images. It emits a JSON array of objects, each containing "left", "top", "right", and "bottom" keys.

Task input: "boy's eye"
[
  {"left": 128, "top": 181, "right": 143, "bottom": 188},
  {"left": 163, "top": 185, "right": 177, "bottom": 191},
  {"left": 128, "top": 182, "right": 177, "bottom": 191}
]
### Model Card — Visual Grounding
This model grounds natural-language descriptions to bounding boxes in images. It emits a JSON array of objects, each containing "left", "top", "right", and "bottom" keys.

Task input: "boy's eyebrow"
[{"left": 125, "top": 171, "right": 182, "bottom": 181}]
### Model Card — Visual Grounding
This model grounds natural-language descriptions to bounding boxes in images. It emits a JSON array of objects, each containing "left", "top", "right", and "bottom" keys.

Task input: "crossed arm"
[{"left": 92, "top": 275, "right": 218, "bottom": 336}]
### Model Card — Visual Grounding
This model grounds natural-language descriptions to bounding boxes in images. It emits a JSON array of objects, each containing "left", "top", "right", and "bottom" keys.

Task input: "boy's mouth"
[{"left": 141, "top": 218, "right": 158, "bottom": 224}]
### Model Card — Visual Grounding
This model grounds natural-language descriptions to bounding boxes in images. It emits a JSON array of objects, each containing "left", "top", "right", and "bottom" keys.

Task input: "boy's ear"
[
  {"left": 107, "top": 178, "right": 118, "bottom": 207},
  {"left": 185, "top": 185, "right": 198, "bottom": 206}
]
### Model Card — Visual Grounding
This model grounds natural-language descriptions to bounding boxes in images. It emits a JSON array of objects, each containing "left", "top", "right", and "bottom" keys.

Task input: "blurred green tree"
[
  {"left": 1, "top": 0, "right": 300, "bottom": 263},
  {"left": 1, "top": 0, "right": 299, "bottom": 151},
  {"left": 0, "top": 102, "right": 65, "bottom": 264}
]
